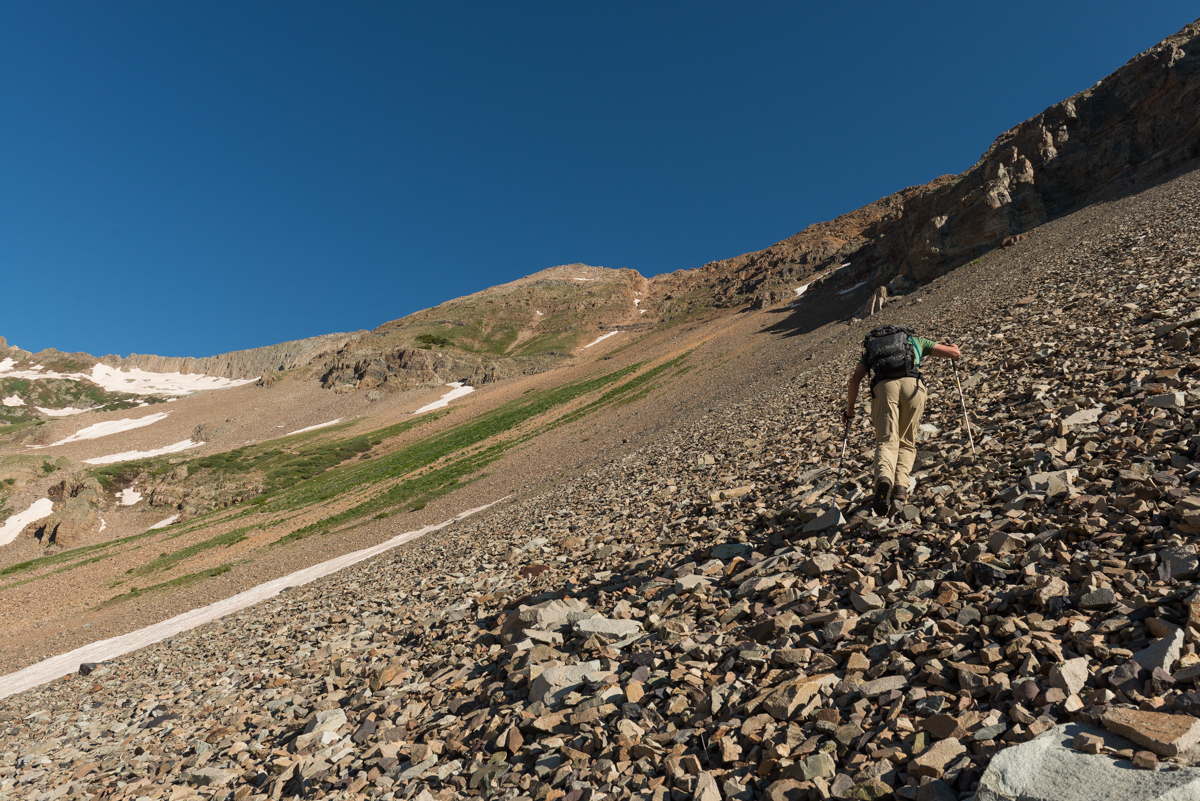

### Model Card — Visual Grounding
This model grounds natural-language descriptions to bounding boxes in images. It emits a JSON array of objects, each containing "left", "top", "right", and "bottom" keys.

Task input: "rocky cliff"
[
  {"left": 667, "top": 18, "right": 1200, "bottom": 309},
  {"left": 102, "top": 331, "right": 364, "bottom": 380}
]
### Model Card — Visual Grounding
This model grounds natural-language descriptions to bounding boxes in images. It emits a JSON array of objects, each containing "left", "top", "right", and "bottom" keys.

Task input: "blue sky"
[{"left": 2, "top": 3, "right": 1196, "bottom": 358}]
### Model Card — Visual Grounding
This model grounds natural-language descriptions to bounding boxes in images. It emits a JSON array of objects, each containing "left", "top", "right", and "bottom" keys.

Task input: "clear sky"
[{"left": 2, "top": 3, "right": 1196, "bottom": 358}]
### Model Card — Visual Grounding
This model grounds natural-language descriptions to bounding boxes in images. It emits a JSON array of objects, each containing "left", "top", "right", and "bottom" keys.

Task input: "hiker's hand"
[{"left": 841, "top": 408, "right": 854, "bottom": 426}]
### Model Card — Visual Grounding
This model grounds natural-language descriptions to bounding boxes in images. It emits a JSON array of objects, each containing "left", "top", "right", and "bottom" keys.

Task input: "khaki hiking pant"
[{"left": 871, "top": 377, "right": 927, "bottom": 492}]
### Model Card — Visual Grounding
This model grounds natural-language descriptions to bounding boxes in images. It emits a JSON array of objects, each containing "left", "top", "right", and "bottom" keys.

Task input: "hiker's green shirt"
[{"left": 858, "top": 336, "right": 937, "bottom": 367}]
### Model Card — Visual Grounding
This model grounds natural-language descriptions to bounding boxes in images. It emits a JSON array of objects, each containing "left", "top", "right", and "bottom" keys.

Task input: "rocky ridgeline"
[
  {"left": 672, "top": 18, "right": 1200, "bottom": 313},
  {"left": 105, "top": 333, "right": 364, "bottom": 381},
  {"left": 4, "top": 168, "right": 1200, "bottom": 800}
]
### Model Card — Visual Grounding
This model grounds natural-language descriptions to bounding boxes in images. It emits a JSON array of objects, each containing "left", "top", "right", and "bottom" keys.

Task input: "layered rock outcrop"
[
  {"left": 665, "top": 18, "right": 1200, "bottom": 309},
  {"left": 103, "top": 332, "right": 363, "bottom": 380},
  {"left": 320, "top": 346, "right": 511, "bottom": 392},
  {"left": 25, "top": 474, "right": 105, "bottom": 547}
]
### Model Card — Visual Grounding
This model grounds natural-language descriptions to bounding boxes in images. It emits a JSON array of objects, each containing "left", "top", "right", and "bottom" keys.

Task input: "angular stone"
[
  {"left": 1158, "top": 545, "right": 1200, "bottom": 580},
  {"left": 1048, "top": 657, "right": 1089, "bottom": 697},
  {"left": 976, "top": 722, "right": 1200, "bottom": 801},
  {"left": 1023, "top": 469, "right": 1077, "bottom": 497},
  {"left": 694, "top": 771, "right": 722, "bottom": 801},
  {"left": 918, "top": 714, "right": 965, "bottom": 740},
  {"left": 763, "top": 779, "right": 806, "bottom": 801},
  {"left": 791, "top": 751, "right": 835, "bottom": 781},
  {"left": 186, "top": 767, "right": 237, "bottom": 787},
  {"left": 303, "top": 708, "right": 347, "bottom": 734},
  {"left": 711, "top": 543, "right": 753, "bottom": 561},
  {"left": 574, "top": 616, "right": 642, "bottom": 639},
  {"left": 803, "top": 507, "right": 846, "bottom": 533},
  {"left": 1101, "top": 707, "right": 1200, "bottom": 757},
  {"left": 909, "top": 737, "right": 966, "bottom": 779},
  {"left": 915, "top": 781, "right": 958, "bottom": 801},
  {"left": 528, "top": 660, "right": 602, "bottom": 707},
  {"left": 845, "top": 778, "right": 892, "bottom": 800},
  {"left": 859, "top": 674, "right": 908, "bottom": 698},
  {"left": 676, "top": 574, "right": 714, "bottom": 593},
  {"left": 801, "top": 553, "right": 839, "bottom": 576},
  {"left": 762, "top": 673, "right": 837, "bottom": 720},
  {"left": 1062, "top": 407, "right": 1102, "bottom": 429},
  {"left": 1133, "top": 628, "right": 1184, "bottom": 674},
  {"left": 1078, "top": 587, "right": 1117, "bottom": 609},
  {"left": 850, "top": 590, "right": 884, "bottom": 612},
  {"left": 1147, "top": 391, "right": 1185, "bottom": 408},
  {"left": 502, "top": 598, "right": 591, "bottom": 643}
]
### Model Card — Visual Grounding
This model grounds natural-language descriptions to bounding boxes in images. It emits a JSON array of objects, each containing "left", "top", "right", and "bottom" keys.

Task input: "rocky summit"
[{"left": 7, "top": 17, "right": 1200, "bottom": 801}]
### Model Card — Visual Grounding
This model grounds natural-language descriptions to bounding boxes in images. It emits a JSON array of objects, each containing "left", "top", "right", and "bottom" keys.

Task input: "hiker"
[{"left": 842, "top": 325, "right": 962, "bottom": 515}]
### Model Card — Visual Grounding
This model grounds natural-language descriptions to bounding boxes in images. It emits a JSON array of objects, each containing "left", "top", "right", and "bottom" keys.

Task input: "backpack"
[{"left": 862, "top": 324, "right": 920, "bottom": 391}]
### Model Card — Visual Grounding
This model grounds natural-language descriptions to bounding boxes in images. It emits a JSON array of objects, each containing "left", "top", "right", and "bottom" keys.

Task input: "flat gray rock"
[
  {"left": 975, "top": 722, "right": 1200, "bottom": 801},
  {"left": 573, "top": 616, "right": 642, "bottom": 638},
  {"left": 528, "top": 660, "right": 602, "bottom": 707},
  {"left": 1134, "top": 629, "right": 1184, "bottom": 674},
  {"left": 802, "top": 507, "right": 846, "bottom": 532}
]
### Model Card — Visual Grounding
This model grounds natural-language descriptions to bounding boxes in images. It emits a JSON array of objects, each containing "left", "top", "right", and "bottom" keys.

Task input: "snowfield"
[
  {"left": 0, "top": 499, "right": 54, "bottom": 547},
  {"left": 118, "top": 489, "right": 143, "bottom": 506},
  {"left": 414, "top": 383, "right": 475, "bottom": 415},
  {"left": 0, "top": 358, "right": 256, "bottom": 397},
  {"left": 36, "top": 406, "right": 91, "bottom": 417},
  {"left": 87, "top": 364, "right": 258, "bottom": 396},
  {"left": 149, "top": 515, "right": 180, "bottom": 530},
  {"left": 32, "top": 412, "right": 170, "bottom": 448},
  {"left": 83, "top": 439, "right": 203, "bottom": 465},
  {"left": 2, "top": 395, "right": 23, "bottom": 407},
  {"left": 0, "top": 499, "right": 503, "bottom": 699}
]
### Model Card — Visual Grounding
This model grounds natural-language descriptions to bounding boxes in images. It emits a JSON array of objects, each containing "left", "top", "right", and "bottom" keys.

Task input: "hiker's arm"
[
  {"left": 844, "top": 363, "right": 868, "bottom": 421},
  {"left": 931, "top": 343, "right": 962, "bottom": 360}
]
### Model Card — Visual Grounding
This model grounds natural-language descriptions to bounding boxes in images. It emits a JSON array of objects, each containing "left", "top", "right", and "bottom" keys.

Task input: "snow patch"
[
  {"left": 838, "top": 280, "right": 868, "bottom": 295},
  {"left": 36, "top": 407, "right": 91, "bottom": 417},
  {"left": 535, "top": 310, "right": 544, "bottom": 316},
  {"left": 572, "top": 277, "right": 598, "bottom": 282},
  {"left": 414, "top": 383, "right": 475, "bottom": 415},
  {"left": 287, "top": 419, "right": 342, "bottom": 436},
  {"left": 118, "top": 489, "right": 143, "bottom": 506},
  {"left": 794, "top": 284, "right": 810, "bottom": 297},
  {"left": 86, "top": 364, "right": 257, "bottom": 396},
  {"left": 0, "top": 359, "right": 255, "bottom": 397},
  {"left": 2, "top": 395, "right": 23, "bottom": 407},
  {"left": 149, "top": 515, "right": 179, "bottom": 530},
  {"left": 32, "top": 412, "right": 170, "bottom": 448},
  {"left": 83, "top": 439, "right": 203, "bottom": 465},
  {"left": 99, "top": 519, "right": 106, "bottom": 533},
  {"left": 583, "top": 331, "right": 620, "bottom": 349},
  {"left": 0, "top": 498, "right": 505, "bottom": 699},
  {"left": 0, "top": 499, "right": 54, "bottom": 547}
]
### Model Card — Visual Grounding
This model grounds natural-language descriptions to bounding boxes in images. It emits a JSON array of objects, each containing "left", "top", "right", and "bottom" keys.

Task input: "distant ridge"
[{"left": 100, "top": 331, "right": 365, "bottom": 380}]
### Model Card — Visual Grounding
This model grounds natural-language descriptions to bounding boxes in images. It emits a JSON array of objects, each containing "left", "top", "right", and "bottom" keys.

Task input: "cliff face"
[
  {"left": 868, "top": 22, "right": 1200, "bottom": 286},
  {"left": 100, "top": 332, "right": 364, "bottom": 380},
  {"left": 672, "top": 18, "right": 1200, "bottom": 306}
]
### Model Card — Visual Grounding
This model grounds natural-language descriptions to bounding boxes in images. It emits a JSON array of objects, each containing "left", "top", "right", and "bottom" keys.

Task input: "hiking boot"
[
  {"left": 872, "top": 479, "right": 892, "bottom": 517},
  {"left": 890, "top": 488, "right": 909, "bottom": 517}
]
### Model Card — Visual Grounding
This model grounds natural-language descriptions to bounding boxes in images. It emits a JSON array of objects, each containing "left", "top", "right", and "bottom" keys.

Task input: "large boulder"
[{"left": 976, "top": 722, "right": 1200, "bottom": 801}]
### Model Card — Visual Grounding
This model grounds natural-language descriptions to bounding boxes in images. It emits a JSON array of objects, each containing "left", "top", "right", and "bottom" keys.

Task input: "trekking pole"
[
  {"left": 951, "top": 359, "right": 976, "bottom": 457},
  {"left": 829, "top": 420, "right": 850, "bottom": 511}
]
